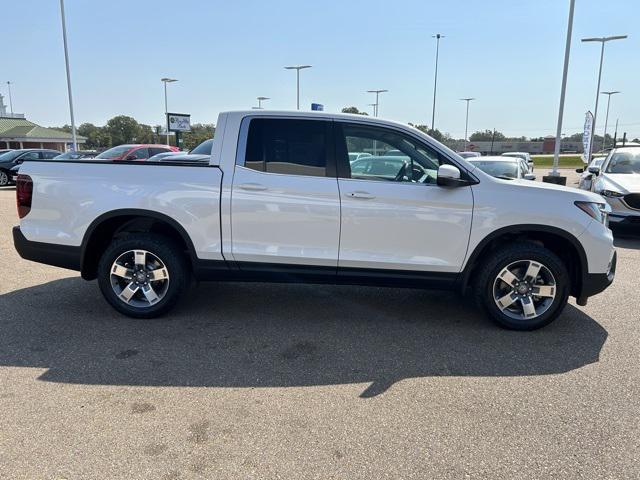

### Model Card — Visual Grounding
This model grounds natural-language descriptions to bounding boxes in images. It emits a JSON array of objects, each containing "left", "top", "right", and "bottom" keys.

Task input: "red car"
[{"left": 95, "top": 144, "right": 180, "bottom": 161}]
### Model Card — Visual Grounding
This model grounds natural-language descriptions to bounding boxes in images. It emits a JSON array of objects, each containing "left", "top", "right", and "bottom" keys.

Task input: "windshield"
[
  {"left": 0, "top": 150, "right": 22, "bottom": 162},
  {"left": 95, "top": 145, "right": 132, "bottom": 159},
  {"left": 470, "top": 160, "right": 519, "bottom": 178},
  {"left": 189, "top": 139, "right": 213, "bottom": 155},
  {"left": 605, "top": 151, "right": 640, "bottom": 174}
]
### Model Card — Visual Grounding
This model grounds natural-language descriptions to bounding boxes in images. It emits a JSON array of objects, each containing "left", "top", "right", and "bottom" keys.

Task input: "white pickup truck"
[{"left": 13, "top": 111, "right": 616, "bottom": 330}]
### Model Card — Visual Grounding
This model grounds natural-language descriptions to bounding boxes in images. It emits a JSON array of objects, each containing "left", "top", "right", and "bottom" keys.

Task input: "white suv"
[{"left": 578, "top": 146, "right": 640, "bottom": 228}]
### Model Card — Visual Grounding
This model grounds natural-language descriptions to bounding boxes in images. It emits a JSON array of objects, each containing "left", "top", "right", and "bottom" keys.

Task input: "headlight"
[
  {"left": 599, "top": 189, "right": 624, "bottom": 198},
  {"left": 575, "top": 201, "right": 610, "bottom": 225}
]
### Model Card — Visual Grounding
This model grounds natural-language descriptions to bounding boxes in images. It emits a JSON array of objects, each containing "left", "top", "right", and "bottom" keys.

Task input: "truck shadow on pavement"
[{"left": 0, "top": 278, "right": 607, "bottom": 398}]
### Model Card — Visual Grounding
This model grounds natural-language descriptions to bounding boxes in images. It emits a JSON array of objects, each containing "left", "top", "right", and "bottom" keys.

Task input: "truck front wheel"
[
  {"left": 473, "top": 243, "right": 570, "bottom": 330},
  {"left": 97, "top": 233, "right": 188, "bottom": 318}
]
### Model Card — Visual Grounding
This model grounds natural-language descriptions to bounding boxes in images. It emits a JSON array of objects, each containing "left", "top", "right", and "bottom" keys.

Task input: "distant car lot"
[{"left": 0, "top": 180, "right": 638, "bottom": 478}]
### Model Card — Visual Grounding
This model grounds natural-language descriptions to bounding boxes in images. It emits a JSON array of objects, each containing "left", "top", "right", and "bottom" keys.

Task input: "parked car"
[
  {"left": 577, "top": 157, "right": 605, "bottom": 191},
  {"left": 468, "top": 156, "right": 536, "bottom": 181},
  {"left": 457, "top": 151, "right": 481, "bottom": 159},
  {"left": 147, "top": 151, "right": 184, "bottom": 162},
  {"left": 152, "top": 138, "right": 214, "bottom": 164},
  {"left": 94, "top": 144, "right": 179, "bottom": 161},
  {"left": 502, "top": 152, "right": 534, "bottom": 172},
  {"left": 577, "top": 146, "right": 640, "bottom": 228},
  {"left": 0, "top": 149, "right": 60, "bottom": 186},
  {"left": 348, "top": 152, "right": 372, "bottom": 162},
  {"left": 13, "top": 110, "right": 615, "bottom": 330},
  {"left": 54, "top": 150, "right": 98, "bottom": 159}
]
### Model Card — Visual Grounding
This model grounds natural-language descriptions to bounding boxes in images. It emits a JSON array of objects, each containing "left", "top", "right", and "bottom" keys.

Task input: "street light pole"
[
  {"left": 431, "top": 33, "right": 444, "bottom": 131},
  {"left": 367, "top": 89, "right": 388, "bottom": 117},
  {"left": 6, "top": 81, "right": 13, "bottom": 114},
  {"left": 601, "top": 91, "right": 620, "bottom": 150},
  {"left": 59, "top": 0, "right": 77, "bottom": 152},
  {"left": 582, "top": 35, "right": 627, "bottom": 162},
  {"left": 461, "top": 98, "right": 475, "bottom": 151},
  {"left": 254, "top": 96, "right": 270, "bottom": 109},
  {"left": 161, "top": 77, "right": 177, "bottom": 145},
  {"left": 284, "top": 65, "right": 312, "bottom": 110},
  {"left": 550, "top": 0, "right": 575, "bottom": 178}
]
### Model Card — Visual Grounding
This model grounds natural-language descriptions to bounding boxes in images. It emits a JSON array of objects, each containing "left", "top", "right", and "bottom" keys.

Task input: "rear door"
[
  {"left": 335, "top": 121, "right": 474, "bottom": 274},
  {"left": 230, "top": 117, "right": 340, "bottom": 268}
]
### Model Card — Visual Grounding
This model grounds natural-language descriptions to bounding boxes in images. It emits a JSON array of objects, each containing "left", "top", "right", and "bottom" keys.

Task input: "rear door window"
[{"left": 244, "top": 118, "right": 330, "bottom": 177}]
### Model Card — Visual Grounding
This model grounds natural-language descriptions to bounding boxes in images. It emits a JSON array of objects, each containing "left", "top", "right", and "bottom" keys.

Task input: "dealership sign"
[
  {"left": 167, "top": 113, "right": 191, "bottom": 132},
  {"left": 582, "top": 111, "right": 594, "bottom": 163}
]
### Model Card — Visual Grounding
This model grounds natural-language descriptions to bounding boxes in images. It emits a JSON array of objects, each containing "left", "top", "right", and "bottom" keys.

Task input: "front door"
[
  {"left": 335, "top": 122, "right": 473, "bottom": 274},
  {"left": 230, "top": 117, "right": 340, "bottom": 268}
]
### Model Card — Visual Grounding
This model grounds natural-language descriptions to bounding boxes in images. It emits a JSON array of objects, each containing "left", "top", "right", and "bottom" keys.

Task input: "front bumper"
[
  {"left": 13, "top": 226, "right": 81, "bottom": 271},
  {"left": 577, "top": 250, "right": 616, "bottom": 305}
]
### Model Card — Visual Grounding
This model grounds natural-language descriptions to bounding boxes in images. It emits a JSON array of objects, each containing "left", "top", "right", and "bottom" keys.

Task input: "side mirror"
[
  {"left": 524, "top": 173, "right": 536, "bottom": 181},
  {"left": 588, "top": 166, "right": 600, "bottom": 175},
  {"left": 125, "top": 154, "right": 138, "bottom": 161},
  {"left": 575, "top": 168, "right": 584, "bottom": 173},
  {"left": 437, "top": 164, "right": 465, "bottom": 187}
]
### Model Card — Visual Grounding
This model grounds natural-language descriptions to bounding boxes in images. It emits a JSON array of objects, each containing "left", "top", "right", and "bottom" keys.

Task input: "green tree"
[
  {"left": 409, "top": 123, "right": 445, "bottom": 143},
  {"left": 137, "top": 124, "right": 155, "bottom": 144},
  {"left": 105, "top": 115, "right": 141, "bottom": 145},
  {"left": 182, "top": 123, "right": 215, "bottom": 151},
  {"left": 341, "top": 106, "right": 368, "bottom": 115},
  {"left": 469, "top": 130, "right": 506, "bottom": 142}
]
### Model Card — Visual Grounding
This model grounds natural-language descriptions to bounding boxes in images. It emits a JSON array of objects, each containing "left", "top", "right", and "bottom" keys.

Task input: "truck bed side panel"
[{"left": 19, "top": 161, "right": 224, "bottom": 261}]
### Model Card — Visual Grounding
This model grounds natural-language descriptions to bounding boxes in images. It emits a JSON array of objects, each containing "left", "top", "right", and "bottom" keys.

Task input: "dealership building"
[{"left": 0, "top": 94, "right": 84, "bottom": 151}]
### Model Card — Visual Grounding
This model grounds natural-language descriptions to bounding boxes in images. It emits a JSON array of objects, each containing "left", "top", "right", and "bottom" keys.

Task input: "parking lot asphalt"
[{"left": 0, "top": 173, "right": 638, "bottom": 479}]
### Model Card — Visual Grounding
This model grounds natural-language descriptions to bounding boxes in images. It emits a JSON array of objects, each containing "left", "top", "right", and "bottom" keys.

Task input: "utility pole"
[
  {"left": 6, "top": 81, "right": 13, "bottom": 114},
  {"left": 460, "top": 97, "right": 475, "bottom": 151},
  {"left": 431, "top": 33, "right": 444, "bottom": 131},
  {"left": 59, "top": 0, "right": 77, "bottom": 151},
  {"left": 600, "top": 91, "right": 620, "bottom": 150},
  {"left": 548, "top": 0, "right": 574, "bottom": 184},
  {"left": 367, "top": 89, "right": 388, "bottom": 117},
  {"left": 284, "top": 65, "right": 312, "bottom": 110}
]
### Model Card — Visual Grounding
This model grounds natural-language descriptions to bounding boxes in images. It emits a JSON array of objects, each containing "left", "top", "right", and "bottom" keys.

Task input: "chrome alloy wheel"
[
  {"left": 0, "top": 171, "right": 8, "bottom": 186},
  {"left": 492, "top": 259, "right": 557, "bottom": 321},
  {"left": 110, "top": 250, "right": 170, "bottom": 308}
]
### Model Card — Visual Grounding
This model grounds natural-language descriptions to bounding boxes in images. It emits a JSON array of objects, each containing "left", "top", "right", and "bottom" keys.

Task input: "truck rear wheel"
[
  {"left": 473, "top": 243, "right": 570, "bottom": 330},
  {"left": 97, "top": 233, "right": 188, "bottom": 318}
]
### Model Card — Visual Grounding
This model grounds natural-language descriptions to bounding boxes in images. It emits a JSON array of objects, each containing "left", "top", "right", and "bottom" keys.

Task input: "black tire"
[
  {"left": 97, "top": 233, "right": 189, "bottom": 319},
  {"left": 473, "top": 243, "right": 570, "bottom": 331},
  {"left": 0, "top": 170, "right": 9, "bottom": 187}
]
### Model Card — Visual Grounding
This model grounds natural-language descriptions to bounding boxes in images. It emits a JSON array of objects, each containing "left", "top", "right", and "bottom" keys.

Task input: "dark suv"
[{"left": 0, "top": 149, "right": 60, "bottom": 186}]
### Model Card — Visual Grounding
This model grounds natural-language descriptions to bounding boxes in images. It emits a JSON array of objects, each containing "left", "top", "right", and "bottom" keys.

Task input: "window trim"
[{"left": 235, "top": 116, "right": 336, "bottom": 179}]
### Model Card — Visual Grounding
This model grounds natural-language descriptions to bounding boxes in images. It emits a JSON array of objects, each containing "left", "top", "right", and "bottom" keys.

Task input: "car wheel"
[
  {"left": 0, "top": 170, "right": 8, "bottom": 186},
  {"left": 473, "top": 243, "right": 569, "bottom": 330},
  {"left": 97, "top": 233, "right": 188, "bottom": 319}
]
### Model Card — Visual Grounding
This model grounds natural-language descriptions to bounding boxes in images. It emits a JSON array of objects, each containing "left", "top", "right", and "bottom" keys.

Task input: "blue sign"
[{"left": 311, "top": 103, "right": 324, "bottom": 111}]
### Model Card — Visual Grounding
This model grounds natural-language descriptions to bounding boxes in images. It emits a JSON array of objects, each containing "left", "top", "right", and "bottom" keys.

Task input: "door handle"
[
  {"left": 238, "top": 183, "right": 268, "bottom": 191},
  {"left": 346, "top": 191, "right": 375, "bottom": 199}
]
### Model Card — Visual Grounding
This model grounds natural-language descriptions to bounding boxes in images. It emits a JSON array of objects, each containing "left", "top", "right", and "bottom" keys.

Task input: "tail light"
[{"left": 16, "top": 174, "right": 33, "bottom": 218}]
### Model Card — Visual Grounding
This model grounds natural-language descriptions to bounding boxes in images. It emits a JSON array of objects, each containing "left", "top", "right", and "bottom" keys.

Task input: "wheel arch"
[
  {"left": 80, "top": 209, "right": 197, "bottom": 280},
  {"left": 459, "top": 224, "right": 588, "bottom": 298}
]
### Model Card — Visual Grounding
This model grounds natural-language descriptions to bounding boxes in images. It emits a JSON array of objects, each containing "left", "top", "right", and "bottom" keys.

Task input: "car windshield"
[
  {"left": 95, "top": 145, "right": 132, "bottom": 159},
  {"left": 470, "top": 160, "right": 519, "bottom": 179},
  {"left": 0, "top": 150, "right": 22, "bottom": 162},
  {"left": 605, "top": 151, "right": 640, "bottom": 174},
  {"left": 189, "top": 139, "right": 213, "bottom": 155}
]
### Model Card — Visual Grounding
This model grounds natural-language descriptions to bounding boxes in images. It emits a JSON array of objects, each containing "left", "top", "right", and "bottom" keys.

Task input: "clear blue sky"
[{"left": 4, "top": 0, "right": 639, "bottom": 139}]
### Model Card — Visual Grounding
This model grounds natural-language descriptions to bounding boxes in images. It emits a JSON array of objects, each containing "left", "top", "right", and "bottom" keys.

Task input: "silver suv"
[{"left": 578, "top": 146, "right": 640, "bottom": 227}]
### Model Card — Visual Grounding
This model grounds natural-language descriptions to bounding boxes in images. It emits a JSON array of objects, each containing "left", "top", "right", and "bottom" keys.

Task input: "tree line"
[{"left": 53, "top": 116, "right": 215, "bottom": 151}]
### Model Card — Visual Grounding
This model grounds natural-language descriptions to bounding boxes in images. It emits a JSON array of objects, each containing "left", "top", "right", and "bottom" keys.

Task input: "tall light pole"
[
  {"left": 284, "top": 65, "right": 312, "bottom": 110},
  {"left": 550, "top": 0, "right": 575, "bottom": 180},
  {"left": 59, "top": 0, "right": 77, "bottom": 152},
  {"left": 582, "top": 35, "right": 627, "bottom": 162},
  {"left": 368, "top": 103, "right": 377, "bottom": 116},
  {"left": 431, "top": 34, "right": 445, "bottom": 131},
  {"left": 461, "top": 98, "right": 475, "bottom": 151},
  {"left": 601, "top": 90, "right": 620, "bottom": 150},
  {"left": 254, "top": 96, "right": 270, "bottom": 109},
  {"left": 161, "top": 77, "right": 177, "bottom": 145},
  {"left": 367, "top": 89, "right": 388, "bottom": 117},
  {"left": 5, "top": 81, "right": 13, "bottom": 114}
]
